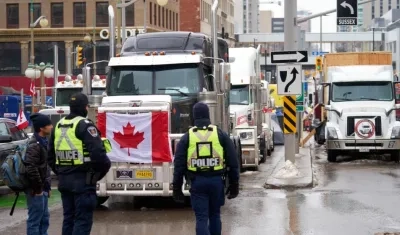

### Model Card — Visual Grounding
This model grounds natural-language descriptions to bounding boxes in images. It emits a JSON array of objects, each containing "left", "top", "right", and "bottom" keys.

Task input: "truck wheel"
[
  {"left": 237, "top": 139, "right": 244, "bottom": 173},
  {"left": 97, "top": 196, "right": 109, "bottom": 207},
  {"left": 390, "top": 151, "right": 400, "bottom": 163},
  {"left": 327, "top": 150, "right": 338, "bottom": 162}
]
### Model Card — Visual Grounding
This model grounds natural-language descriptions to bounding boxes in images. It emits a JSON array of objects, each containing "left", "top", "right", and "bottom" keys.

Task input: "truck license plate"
[
  {"left": 135, "top": 169, "right": 154, "bottom": 179},
  {"left": 115, "top": 169, "right": 133, "bottom": 179},
  {"left": 359, "top": 148, "right": 370, "bottom": 152}
]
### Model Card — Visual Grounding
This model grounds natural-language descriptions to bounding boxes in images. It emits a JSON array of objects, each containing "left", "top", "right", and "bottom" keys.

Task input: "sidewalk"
[{"left": 264, "top": 146, "right": 313, "bottom": 189}]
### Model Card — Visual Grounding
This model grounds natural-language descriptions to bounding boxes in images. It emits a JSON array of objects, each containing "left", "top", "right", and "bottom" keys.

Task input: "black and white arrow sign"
[
  {"left": 271, "top": 51, "right": 308, "bottom": 64},
  {"left": 277, "top": 65, "right": 302, "bottom": 95},
  {"left": 340, "top": 1, "right": 354, "bottom": 14}
]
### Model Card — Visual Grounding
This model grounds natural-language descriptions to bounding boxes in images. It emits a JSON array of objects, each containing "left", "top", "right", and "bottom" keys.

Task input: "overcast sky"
[{"left": 260, "top": 0, "right": 337, "bottom": 33}]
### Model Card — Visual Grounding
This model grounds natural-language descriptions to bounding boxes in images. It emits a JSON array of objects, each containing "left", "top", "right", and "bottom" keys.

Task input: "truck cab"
[{"left": 323, "top": 64, "right": 400, "bottom": 162}]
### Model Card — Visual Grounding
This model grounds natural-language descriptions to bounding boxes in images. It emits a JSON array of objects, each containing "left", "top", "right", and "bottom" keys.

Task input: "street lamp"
[
  {"left": 117, "top": 0, "right": 169, "bottom": 44},
  {"left": 25, "top": 62, "right": 59, "bottom": 111},
  {"left": 29, "top": 16, "right": 48, "bottom": 64}
]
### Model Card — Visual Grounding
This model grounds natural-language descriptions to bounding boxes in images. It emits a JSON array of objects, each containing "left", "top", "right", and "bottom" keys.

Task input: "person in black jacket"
[
  {"left": 25, "top": 113, "right": 53, "bottom": 235},
  {"left": 173, "top": 102, "right": 240, "bottom": 235},
  {"left": 48, "top": 93, "right": 111, "bottom": 235}
]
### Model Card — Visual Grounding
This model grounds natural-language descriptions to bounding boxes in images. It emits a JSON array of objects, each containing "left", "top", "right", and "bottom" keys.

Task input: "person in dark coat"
[
  {"left": 48, "top": 93, "right": 111, "bottom": 235},
  {"left": 173, "top": 102, "right": 240, "bottom": 235},
  {"left": 25, "top": 113, "right": 53, "bottom": 235}
]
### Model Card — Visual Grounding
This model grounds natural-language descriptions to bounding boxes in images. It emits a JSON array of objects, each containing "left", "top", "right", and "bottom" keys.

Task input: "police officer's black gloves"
[
  {"left": 172, "top": 188, "right": 185, "bottom": 204},
  {"left": 226, "top": 182, "right": 239, "bottom": 199}
]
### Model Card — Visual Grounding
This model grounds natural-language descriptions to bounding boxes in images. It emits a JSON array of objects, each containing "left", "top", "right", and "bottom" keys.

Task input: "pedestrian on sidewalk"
[
  {"left": 24, "top": 113, "right": 53, "bottom": 235},
  {"left": 173, "top": 102, "right": 240, "bottom": 235},
  {"left": 48, "top": 93, "right": 111, "bottom": 235}
]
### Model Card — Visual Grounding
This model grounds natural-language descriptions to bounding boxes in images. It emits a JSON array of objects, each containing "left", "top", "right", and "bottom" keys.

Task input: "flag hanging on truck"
[{"left": 97, "top": 111, "right": 172, "bottom": 163}]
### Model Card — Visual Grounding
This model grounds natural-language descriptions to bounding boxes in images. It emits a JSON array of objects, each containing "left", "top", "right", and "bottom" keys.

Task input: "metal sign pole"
[{"left": 283, "top": 0, "right": 296, "bottom": 163}]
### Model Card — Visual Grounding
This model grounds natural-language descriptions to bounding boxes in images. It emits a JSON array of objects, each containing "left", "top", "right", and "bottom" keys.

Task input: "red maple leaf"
[{"left": 113, "top": 122, "right": 145, "bottom": 156}]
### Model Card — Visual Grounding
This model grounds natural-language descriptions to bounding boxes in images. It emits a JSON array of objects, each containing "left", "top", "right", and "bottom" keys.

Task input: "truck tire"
[
  {"left": 260, "top": 136, "right": 267, "bottom": 163},
  {"left": 327, "top": 150, "right": 338, "bottom": 162},
  {"left": 236, "top": 138, "right": 244, "bottom": 173},
  {"left": 390, "top": 151, "right": 400, "bottom": 163},
  {"left": 96, "top": 196, "right": 109, "bottom": 206}
]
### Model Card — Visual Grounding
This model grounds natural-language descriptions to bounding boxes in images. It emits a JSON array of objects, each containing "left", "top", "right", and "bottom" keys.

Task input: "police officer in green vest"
[
  {"left": 48, "top": 93, "right": 111, "bottom": 235},
  {"left": 173, "top": 102, "right": 240, "bottom": 235}
]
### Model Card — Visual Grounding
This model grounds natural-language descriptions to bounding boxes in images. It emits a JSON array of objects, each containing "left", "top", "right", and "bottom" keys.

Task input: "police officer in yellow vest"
[
  {"left": 47, "top": 93, "right": 111, "bottom": 235},
  {"left": 173, "top": 102, "right": 239, "bottom": 235}
]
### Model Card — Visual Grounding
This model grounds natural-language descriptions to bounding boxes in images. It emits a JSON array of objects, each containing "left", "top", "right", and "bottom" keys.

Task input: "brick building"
[
  {"left": 0, "top": 0, "right": 179, "bottom": 78},
  {"left": 180, "top": 0, "right": 235, "bottom": 46}
]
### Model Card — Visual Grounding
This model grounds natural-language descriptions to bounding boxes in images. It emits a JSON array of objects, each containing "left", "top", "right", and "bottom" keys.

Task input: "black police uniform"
[
  {"left": 173, "top": 102, "right": 240, "bottom": 235},
  {"left": 47, "top": 93, "right": 111, "bottom": 235}
]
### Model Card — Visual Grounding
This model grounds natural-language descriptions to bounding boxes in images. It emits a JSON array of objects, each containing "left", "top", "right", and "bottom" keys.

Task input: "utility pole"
[{"left": 284, "top": 0, "right": 297, "bottom": 162}]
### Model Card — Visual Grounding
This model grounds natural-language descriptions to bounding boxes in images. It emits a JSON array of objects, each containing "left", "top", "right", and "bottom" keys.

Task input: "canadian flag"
[
  {"left": 97, "top": 111, "right": 172, "bottom": 163},
  {"left": 29, "top": 81, "right": 36, "bottom": 96},
  {"left": 16, "top": 109, "right": 29, "bottom": 130}
]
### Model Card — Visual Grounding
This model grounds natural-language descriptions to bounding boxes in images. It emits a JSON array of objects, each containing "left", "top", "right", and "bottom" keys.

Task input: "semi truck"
[
  {"left": 315, "top": 52, "right": 400, "bottom": 162},
  {"left": 39, "top": 75, "right": 106, "bottom": 124},
  {"left": 228, "top": 47, "right": 274, "bottom": 170},
  {"left": 91, "top": 3, "right": 241, "bottom": 204}
]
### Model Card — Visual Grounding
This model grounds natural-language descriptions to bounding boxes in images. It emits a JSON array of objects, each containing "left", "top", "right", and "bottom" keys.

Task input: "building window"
[
  {"left": 28, "top": 3, "right": 41, "bottom": 28},
  {"left": 51, "top": 3, "right": 64, "bottom": 27},
  {"left": 166, "top": 10, "right": 169, "bottom": 29},
  {"left": 150, "top": 2, "right": 153, "bottom": 24},
  {"left": 73, "top": 2, "right": 86, "bottom": 27},
  {"left": 0, "top": 43, "right": 21, "bottom": 75},
  {"left": 158, "top": 5, "right": 161, "bottom": 26},
  {"left": 126, "top": 5, "right": 134, "bottom": 26},
  {"left": 169, "top": 10, "right": 172, "bottom": 29},
  {"left": 6, "top": 4, "right": 19, "bottom": 29},
  {"left": 96, "top": 2, "right": 109, "bottom": 27},
  {"left": 162, "top": 8, "right": 165, "bottom": 27}
]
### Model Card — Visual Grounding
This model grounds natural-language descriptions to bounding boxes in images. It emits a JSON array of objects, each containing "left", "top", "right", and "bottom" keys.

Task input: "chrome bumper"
[
  {"left": 326, "top": 139, "right": 400, "bottom": 150},
  {"left": 241, "top": 145, "right": 258, "bottom": 167}
]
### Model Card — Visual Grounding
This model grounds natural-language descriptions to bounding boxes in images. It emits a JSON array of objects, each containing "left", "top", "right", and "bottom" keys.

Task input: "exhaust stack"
[{"left": 108, "top": 5, "right": 115, "bottom": 58}]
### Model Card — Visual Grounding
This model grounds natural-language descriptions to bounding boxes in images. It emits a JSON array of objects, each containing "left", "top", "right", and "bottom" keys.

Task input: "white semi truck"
[
  {"left": 319, "top": 52, "right": 400, "bottom": 162},
  {"left": 39, "top": 75, "right": 106, "bottom": 123},
  {"left": 93, "top": 3, "right": 241, "bottom": 204},
  {"left": 228, "top": 47, "right": 274, "bottom": 170}
]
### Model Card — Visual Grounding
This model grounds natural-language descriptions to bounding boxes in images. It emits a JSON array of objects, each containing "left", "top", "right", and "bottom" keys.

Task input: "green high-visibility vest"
[
  {"left": 54, "top": 117, "right": 90, "bottom": 165},
  {"left": 187, "top": 125, "right": 224, "bottom": 172}
]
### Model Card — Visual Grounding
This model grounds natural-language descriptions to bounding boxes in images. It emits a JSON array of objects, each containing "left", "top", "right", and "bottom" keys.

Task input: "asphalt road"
[{"left": 1, "top": 144, "right": 400, "bottom": 235}]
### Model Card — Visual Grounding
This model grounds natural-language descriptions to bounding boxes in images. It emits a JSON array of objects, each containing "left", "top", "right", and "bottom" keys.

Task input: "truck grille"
[
  {"left": 346, "top": 116, "right": 382, "bottom": 136},
  {"left": 49, "top": 114, "right": 68, "bottom": 125}
]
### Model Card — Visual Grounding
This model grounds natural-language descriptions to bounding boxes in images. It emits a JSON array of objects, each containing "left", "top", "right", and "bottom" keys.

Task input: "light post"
[
  {"left": 84, "top": 34, "right": 97, "bottom": 74},
  {"left": 117, "top": 0, "right": 169, "bottom": 45},
  {"left": 25, "top": 62, "right": 59, "bottom": 111},
  {"left": 29, "top": 0, "right": 48, "bottom": 64}
]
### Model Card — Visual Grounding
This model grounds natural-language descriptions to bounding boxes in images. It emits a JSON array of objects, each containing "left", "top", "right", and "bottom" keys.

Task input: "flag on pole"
[
  {"left": 16, "top": 109, "right": 29, "bottom": 130},
  {"left": 29, "top": 81, "right": 36, "bottom": 96}
]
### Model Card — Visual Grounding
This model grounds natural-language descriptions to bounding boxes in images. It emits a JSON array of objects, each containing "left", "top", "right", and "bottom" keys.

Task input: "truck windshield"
[
  {"left": 56, "top": 88, "right": 82, "bottom": 106},
  {"left": 92, "top": 88, "right": 105, "bottom": 96},
  {"left": 332, "top": 81, "right": 393, "bottom": 102},
  {"left": 230, "top": 85, "right": 250, "bottom": 105},
  {"left": 107, "top": 63, "right": 201, "bottom": 96}
]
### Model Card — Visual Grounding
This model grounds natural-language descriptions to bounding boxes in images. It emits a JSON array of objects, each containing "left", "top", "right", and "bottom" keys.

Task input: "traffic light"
[
  {"left": 315, "top": 56, "right": 322, "bottom": 71},
  {"left": 75, "top": 45, "right": 83, "bottom": 68}
]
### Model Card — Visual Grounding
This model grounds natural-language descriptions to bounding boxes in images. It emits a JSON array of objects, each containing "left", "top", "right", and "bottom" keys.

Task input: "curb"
[{"left": 264, "top": 148, "right": 313, "bottom": 189}]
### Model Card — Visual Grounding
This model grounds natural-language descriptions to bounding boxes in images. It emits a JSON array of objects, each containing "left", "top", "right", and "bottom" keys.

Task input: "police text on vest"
[
  {"left": 191, "top": 158, "right": 220, "bottom": 167},
  {"left": 56, "top": 150, "right": 79, "bottom": 160}
]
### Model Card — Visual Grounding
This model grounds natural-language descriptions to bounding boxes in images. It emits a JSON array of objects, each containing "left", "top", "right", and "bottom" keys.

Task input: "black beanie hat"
[
  {"left": 193, "top": 102, "right": 210, "bottom": 120},
  {"left": 30, "top": 113, "right": 52, "bottom": 132},
  {"left": 69, "top": 93, "right": 89, "bottom": 116}
]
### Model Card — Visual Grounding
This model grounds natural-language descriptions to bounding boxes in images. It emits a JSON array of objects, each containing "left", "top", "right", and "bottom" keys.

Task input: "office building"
[
  {"left": 259, "top": 10, "right": 273, "bottom": 33},
  {"left": 181, "top": 0, "right": 235, "bottom": 46},
  {"left": 362, "top": 0, "right": 400, "bottom": 30},
  {"left": 0, "top": 0, "right": 179, "bottom": 77},
  {"left": 234, "top": 0, "right": 260, "bottom": 34}
]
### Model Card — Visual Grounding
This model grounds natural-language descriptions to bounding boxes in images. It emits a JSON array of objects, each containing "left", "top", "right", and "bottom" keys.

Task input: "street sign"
[
  {"left": 283, "top": 96, "right": 297, "bottom": 134},
  {"left": 271, "top": 51, "right": 308, "bottom": 63},
  {"left": 311, "top": 51, "right": 329, "bottom": 56},
  {"left": 337, "top": 0, "right": 358, "bottom": 26},
  {"left": 277, "top": 65, "right": 302, "bottom": 95},
  {"left": 296, "top": 82, "right": 307, "bottom": 112}
]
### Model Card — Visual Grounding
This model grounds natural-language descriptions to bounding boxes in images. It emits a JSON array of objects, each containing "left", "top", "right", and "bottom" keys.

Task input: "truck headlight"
[
  {"left": 391, "top": 126, "right": 400, "bottom": 139},
  {"left": 327, "top": 127, "right": 338, "bottom": 140},
  {"left": 240, "top": 131, "right": 253, "bottom": 140}
]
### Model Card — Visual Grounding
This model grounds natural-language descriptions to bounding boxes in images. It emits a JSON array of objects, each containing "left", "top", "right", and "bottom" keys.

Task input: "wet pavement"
[{"left": 2, "top": 143, "right": 400, "bottom": 235}]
